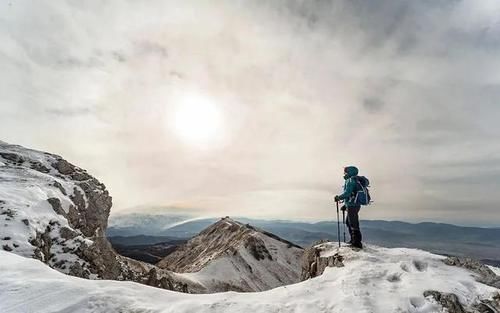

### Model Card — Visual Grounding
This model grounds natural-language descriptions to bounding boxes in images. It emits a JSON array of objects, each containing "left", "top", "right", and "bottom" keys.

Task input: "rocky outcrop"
[
  {"left": 444, "top": 256, "right": 500, "bottom": 289},
  {"left": 424, "top": 290, "right": 500, "bottom": 313},
  {"left": 301, "top": 241, "right": 344, "bottom": 280},
  {"left": 423, "top": 291, "right": 467, "bottom": 313},
  {"left": 473, "top": 293, "right": 500, "bottom": 313},
  {"left": 145, "top": 267, "right": 190, "bottom": 292},
  {"left": 0, "top": 141, "right": 194, "bottom": 292}
]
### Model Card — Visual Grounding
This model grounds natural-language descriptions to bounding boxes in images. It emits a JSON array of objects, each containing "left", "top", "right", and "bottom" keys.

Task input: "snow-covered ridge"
[
  {"left": 157, "top": 217, "right": 304, "bottom": 292},
  {"left": 1, "top": 244, "right": 499, "bottom": 313}
]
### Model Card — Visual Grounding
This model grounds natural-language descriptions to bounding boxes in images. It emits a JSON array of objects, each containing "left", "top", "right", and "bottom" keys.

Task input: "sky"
[{"left": 1, "top": 0, "right": 500, "bottom": 226}]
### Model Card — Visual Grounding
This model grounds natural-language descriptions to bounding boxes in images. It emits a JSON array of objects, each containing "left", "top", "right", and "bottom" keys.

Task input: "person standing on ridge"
[{"left": 335, "top": 166, "right": 364, "bottom": 249}]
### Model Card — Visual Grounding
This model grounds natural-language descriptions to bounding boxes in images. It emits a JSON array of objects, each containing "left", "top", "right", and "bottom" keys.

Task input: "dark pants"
[{"left": 345, "top": 205, "right": 362, "bottom": 244}]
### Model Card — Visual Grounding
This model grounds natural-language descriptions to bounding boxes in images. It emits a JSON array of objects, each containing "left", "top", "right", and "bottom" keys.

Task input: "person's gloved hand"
[
  {"left": 334, "top": 195, "right": 340, "bottom": 202},
  {"left": 341, "top": 205, "right": 346, "bottom": 212}
]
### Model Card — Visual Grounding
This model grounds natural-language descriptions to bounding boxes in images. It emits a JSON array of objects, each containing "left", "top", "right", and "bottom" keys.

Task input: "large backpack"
[{"left": 353, "top": 176, "right": 372, "bottom": 206}]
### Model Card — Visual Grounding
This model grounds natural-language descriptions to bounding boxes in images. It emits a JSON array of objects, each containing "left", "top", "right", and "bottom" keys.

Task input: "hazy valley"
[{"left": 108, "top": 213, "right": 500, "bottom": 266}]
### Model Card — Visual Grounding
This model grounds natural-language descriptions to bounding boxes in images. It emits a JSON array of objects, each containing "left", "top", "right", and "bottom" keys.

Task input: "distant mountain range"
[{"left": 108, "top": 214, "right": 500, "bottom": 264}]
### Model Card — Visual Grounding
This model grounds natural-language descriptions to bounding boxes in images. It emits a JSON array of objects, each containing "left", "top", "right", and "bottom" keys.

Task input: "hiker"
[{"left": 334, "top": 166, "right": 365, "bottom": 249}]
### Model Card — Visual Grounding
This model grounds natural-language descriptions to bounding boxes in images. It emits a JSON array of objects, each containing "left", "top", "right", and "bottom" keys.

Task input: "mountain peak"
[
  {"left": 209, "top": 216, "right": 243, "bottom": 230},
  {"left": 157, "top": 217, "right": 304, "bottom": 292}
]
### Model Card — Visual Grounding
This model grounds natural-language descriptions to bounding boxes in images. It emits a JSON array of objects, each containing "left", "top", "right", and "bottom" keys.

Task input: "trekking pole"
[
  {"left": 336, "top": 200, "right": 341, "bottom": 248},
  {"left": 342, "top": 208, "right": 346, "bottom": 243}
]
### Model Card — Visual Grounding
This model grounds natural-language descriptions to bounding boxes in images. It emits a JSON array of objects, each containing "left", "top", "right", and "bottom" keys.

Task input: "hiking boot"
[
  {"left": 348, "top": 230, "right": 362, "bottom": 249},
  {"left": 347, "top": 230, "right": 355, "bottom": 245},
  {"left": 350, "top": 242, "right": 363, "bottom": 249}
]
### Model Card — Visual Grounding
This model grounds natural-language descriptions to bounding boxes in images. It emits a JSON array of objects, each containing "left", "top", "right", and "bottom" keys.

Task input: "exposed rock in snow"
[
  {"left": 1, "top": 244, "right": 499, "bottom": 313},
  {"left": 157, "top": 217, "right": 304, "bottom": 292},
  {"left": 444, "top": 256, "right": 500, "bottom": 289},
  {"left": 301, "top": 241, "right": 344, "bottom": 280},
  {"left": 0, "top": 141, "right": 198, "bottom": 292},
  {"left": 473, "top": 293, "right": 500, "bottom": 313},
  {"left": 423, "top": 290, "right": 467, "bottom": 313},
  {"left": 424, "top": 290, "right": 500, "bottom": 313}
]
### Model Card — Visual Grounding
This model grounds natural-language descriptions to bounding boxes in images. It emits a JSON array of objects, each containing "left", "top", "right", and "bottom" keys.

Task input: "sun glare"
[{"left": 172, "top": 94, "right": 223, "bottom": 147}]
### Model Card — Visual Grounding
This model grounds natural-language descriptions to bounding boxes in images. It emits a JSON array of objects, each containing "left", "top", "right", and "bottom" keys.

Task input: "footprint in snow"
[
  {"left": 387, "top": 273, "right": 402, "bottom": 282},
  {"left": 409, "top": 296, "right": 441, "bottom": 312},
  {"left": 412, "top": 260, "right": 428, "bottom": 272},
  {"left": 400, "top": 263, "right": 410, "bottom": 272},
  {"left": 409, "top": 296, "right": 425, "bottom": 309}
]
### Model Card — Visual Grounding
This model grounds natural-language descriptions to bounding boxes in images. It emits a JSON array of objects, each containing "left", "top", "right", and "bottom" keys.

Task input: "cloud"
[
  {"left": 1, "top": 0, "right": 500, "bottom": 225},
  {"left": 135, "top": 41, "right": 168, "bottom": 58},
  {"left": 362, "top": 97, "right": 385, "bottom": 113},
  {"left": 429, "top": 157, "right": 500, "bottom": 170},
  {"left": 44, "top": 107, "right": 93, "bottom": 117}
]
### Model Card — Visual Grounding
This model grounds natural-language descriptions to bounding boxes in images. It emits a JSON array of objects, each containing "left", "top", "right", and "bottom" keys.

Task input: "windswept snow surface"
[
  {"left": 1, "top": 245, "right": 498, "bottom": 313},
  {"left": 489, "top": 265, "right": 500, "bottom": 276}
]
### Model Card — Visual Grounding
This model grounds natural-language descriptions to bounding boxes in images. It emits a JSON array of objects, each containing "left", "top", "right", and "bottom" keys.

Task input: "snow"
[
  {"left": 0, "top": 162, "right": 75, "bottom": 256},
  {"left": 1, "top": 244, "right": 498, "bottom": 313},
  {"left": 488, "top": 265, "right": 500, "bottom": 276}
]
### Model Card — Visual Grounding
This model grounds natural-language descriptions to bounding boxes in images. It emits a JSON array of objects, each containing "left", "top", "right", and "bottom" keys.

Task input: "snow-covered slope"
[
  {"left": 157, "top": 217, "right": 304, "bottom": 292},
  {"left": 1, "top": 244, "right": 499, "bottom": 313}
]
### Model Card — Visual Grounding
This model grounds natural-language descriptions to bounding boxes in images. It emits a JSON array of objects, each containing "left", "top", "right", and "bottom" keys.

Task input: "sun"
[{"left": 171, "top": 94, "right": 224, "bottom": 147}]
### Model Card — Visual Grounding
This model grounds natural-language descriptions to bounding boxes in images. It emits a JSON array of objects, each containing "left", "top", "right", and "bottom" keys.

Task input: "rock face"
[
  {"left": 0, "top": 141, "right": 196, "bottom": 292},
  {"left": 301, "top": 241, "right": 344, "bottom": 280},
  {"left": 157, "top": 217, "right": 304, "bottom": 292}
]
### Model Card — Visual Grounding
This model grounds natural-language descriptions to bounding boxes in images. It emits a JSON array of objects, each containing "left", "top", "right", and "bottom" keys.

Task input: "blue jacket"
[{"left": 337, "top": 166, "right": 360, "bottom": 208}]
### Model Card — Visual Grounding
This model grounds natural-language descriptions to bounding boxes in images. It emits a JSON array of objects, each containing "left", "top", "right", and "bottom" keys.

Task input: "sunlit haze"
[
  {"left": 170, "top": 93, "right": 225, "bottom": 148},
  {"left": 1, "top": 1, "right": 500, "bottom": 226}
]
